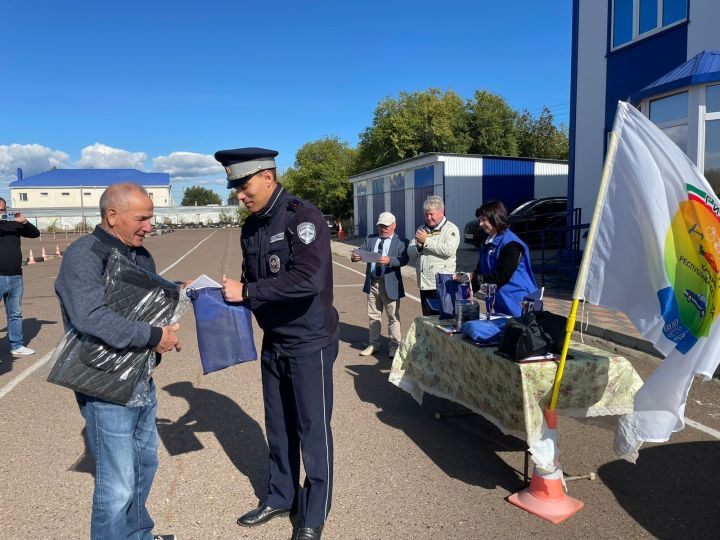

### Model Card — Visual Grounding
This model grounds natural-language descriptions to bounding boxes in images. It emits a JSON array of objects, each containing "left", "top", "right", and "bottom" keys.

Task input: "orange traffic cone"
[
  {"left": 507, "top": 410, "right": 584, "bottom": 524},
  {"left": 41, "top": 246, "right": 47, "bottom": 259},
  {"left": 55, "top": 245, "right": 62, "bottom": 257},
  {"left": 27, "top": 250, "right": 36, "bottom": 265},
  {"left": 338, "top": 222, "right": 346, "bottom": 241}
]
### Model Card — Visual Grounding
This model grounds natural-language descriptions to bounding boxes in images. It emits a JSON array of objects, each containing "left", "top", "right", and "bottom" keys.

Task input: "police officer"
[{"left": 217, "top": 148, "right": 339, "bottom": 540}]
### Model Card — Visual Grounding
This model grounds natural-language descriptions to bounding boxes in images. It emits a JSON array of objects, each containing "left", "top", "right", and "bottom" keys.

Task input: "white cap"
[{"left": 376, "top": 212, "right": 396, "bottom": 226}]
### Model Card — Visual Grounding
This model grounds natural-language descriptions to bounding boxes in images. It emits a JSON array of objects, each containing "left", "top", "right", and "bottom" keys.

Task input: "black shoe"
[
  {"left": 294, "top": 526, "right": 323, "bottom": 540},
  {"left": 237, "top": 505, "right": 290, "bottom": 527}
]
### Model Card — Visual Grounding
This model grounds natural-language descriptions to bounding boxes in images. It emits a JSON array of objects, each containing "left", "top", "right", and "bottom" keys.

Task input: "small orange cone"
[
  {"left": 507, "top": 409, "right": 584, "bottom": 523},
  {"left": 55, "top": 245, "right": 62, "bottom": 257},
  {"left": 41, "top": 246, "right": 47, "bottom": 259},
  {"left": 27, "top": 250, "right": 36, "bottom": 265},
  {"left": 338, "top": 222, "right": 346, "bottom": 241}
]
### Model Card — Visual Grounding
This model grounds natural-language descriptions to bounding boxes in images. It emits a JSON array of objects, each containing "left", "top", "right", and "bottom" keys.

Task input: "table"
[{"left": 389, "top": 316, "right": 644, "bottom": 455}]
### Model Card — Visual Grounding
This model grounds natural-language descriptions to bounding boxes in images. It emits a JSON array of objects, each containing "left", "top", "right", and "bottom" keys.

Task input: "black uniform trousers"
[{"left": 261, "top": 339, "right": 338, "bottom": 528}]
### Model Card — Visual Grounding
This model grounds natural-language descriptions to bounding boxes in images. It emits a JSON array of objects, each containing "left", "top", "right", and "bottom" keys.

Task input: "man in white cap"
[{"left": 351, "top": 211, "right": 409, "bottom": 358}]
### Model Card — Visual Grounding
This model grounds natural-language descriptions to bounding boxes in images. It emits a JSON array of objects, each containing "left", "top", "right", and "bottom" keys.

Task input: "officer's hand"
[
  {"left": 222, "top": 274, "right": 244, "bottom": 302},
  {"left": 378, "top": 255, "right": 390, "bottom": 266},
  {"left": 13, "top": 212, "right": 27, "bottom": 224},
  {"left": 155, "top": 324, "right": 181, "bottom": 353},
  {"left": 350, "top": 251, "right": 361, "bottom": 262}
]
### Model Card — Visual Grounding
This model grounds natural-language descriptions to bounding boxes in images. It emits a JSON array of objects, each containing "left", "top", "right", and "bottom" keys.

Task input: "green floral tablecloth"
[{"left": 389, "top": 316, "right": 644, "bottom": 448}]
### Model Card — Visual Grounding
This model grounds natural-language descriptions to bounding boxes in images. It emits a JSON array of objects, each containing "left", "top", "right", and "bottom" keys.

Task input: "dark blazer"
[{"left": 361, "top": 234, "right": 409, "bottom": 300}]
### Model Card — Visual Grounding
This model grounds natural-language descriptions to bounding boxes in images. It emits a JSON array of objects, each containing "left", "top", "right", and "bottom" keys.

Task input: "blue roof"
[
  {"left": 9, "top": 169, "right": 170, "bottom": 188},
  {"left": 629, "top": 50, "right": 720, "bottom": 103}
]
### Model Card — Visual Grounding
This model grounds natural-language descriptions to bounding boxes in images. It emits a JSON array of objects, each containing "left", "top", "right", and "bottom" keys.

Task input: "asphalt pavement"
[{"left": 1, "top": 229, "right": 720, "bottom": 539}]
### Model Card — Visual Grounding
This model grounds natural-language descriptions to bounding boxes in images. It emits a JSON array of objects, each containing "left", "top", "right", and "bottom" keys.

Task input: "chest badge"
[
  {"left": 269, "top": 254, "right": 281, "bottom": 274},
  {"left": 297, "top": 222, "right": 316, "bottom": 245}
]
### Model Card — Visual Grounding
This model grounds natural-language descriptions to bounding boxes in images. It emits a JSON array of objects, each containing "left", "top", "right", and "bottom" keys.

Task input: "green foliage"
[
  {"left": 466, "top": 91, "right": 518, "bottom": 156},
  {"left": 356, "top": 89, "right": 471, "bottom": 171},
  {"left": 227, "top": 189, "right": 239, "bottom": 205},
  {"left": 515, "top": 107, "right": 569, "bottom": 160},
  {"left": 181, "top": 186, "right": 222, "bottom": 206},
  {"left": 282, "top": 137, "right": 357, "bottom": 219},
  {"left": 45, "top": 219, "right": 59, "bottom": 233}
]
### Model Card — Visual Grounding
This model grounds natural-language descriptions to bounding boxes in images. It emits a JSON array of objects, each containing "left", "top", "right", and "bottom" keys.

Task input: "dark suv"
[
  {"left": 323, "top": 214, "right": 338, "bottom": 236},
  {"left": 463, "top": 197, "right": 568, "bottom": 248}
]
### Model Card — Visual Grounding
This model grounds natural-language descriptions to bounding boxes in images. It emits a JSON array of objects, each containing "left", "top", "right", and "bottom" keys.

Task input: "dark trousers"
[
  {"left": 420, "top": 289, "right": 440, "bottom": 316},
  {"left": 261, "top": 339, "right": 338, "bottom": 528}
]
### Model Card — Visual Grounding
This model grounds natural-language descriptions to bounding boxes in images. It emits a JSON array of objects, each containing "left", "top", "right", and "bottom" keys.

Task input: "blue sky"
[{"left": 0, "top": 0, "right": 572, "bottom": 204}]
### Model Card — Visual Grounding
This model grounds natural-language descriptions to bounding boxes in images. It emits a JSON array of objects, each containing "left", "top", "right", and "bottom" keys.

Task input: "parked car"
[
  {"left": 509, "top": 197, "right": 568, "bottom": 247},
  {"left": 323, "top": 214, "right": 339, "bottom": 236},
  {"left": 463, "top": 197, "right": 568, "bottom": 249}
]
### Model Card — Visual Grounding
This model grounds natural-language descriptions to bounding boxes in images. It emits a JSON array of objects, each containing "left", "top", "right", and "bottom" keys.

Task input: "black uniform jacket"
[{"left": 241, "top": 184, "right": 339, "bottom": 356}]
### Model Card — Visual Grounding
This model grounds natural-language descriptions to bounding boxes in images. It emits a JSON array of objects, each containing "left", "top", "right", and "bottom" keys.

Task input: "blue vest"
[{"left": 478, "top": 230, "right": 538, "bottom": 316}]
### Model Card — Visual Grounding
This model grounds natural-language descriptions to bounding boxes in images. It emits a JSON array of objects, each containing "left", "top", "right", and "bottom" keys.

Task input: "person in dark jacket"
[
  {"left": 463, "top": 200, "right": 539, "bottom": 316},
  {"left": 351, "top": 211, "right": 409, "bottom": 358},
  {"left": 0, "top": 197, "right": 40, "bottom": 356},
  {"left": 218, "top": 148, "right": 339, "bottom": 540},
  {"left": 54, "top": 183, "right": 180, "bottom": 540}
]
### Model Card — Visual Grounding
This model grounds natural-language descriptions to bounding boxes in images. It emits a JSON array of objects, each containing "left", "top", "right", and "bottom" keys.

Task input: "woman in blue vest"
[{"left": 468, "top": 200, "right": 539, "bottom": 316}]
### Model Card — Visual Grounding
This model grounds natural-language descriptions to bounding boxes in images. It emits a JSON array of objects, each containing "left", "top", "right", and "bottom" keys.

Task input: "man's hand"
[
  {"left": 155, "top": 323, "right": 181, "bottom": 353},
  {"left": 378, "top": 255, "right": 390, "bottom": 266},
  {"left": 13, "top": 212, "right": 28, "bottom": 224},
  {"left": 415, "top": 228, "right": 428, "bottom": 246},
  {"left": 222, "top": 274, "right": 244, "bottom": 302},
  {"left": 350, "top": 251, "right": 361, "bottom": 263}
]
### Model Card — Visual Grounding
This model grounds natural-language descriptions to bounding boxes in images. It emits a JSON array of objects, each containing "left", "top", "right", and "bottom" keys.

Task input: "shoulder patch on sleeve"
[{"left": 297, "top": 222, "right": 316, "bottom": 244}]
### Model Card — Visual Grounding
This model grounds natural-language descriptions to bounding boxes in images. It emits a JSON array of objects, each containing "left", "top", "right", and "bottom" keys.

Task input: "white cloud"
[
  {"left": 152, "top": 151, "right": 224, "bottom": 182},
  {"left": 0, "top": 143, "right": 71, "bottom": 186},
  {"left": 75, "top": 143, "right": 147, "bottom": 169}
]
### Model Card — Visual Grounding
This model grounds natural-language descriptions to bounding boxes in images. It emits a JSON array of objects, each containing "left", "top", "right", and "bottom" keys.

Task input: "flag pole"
[{"left": 548, "top": 128, "right": 621, "bottom": 412}]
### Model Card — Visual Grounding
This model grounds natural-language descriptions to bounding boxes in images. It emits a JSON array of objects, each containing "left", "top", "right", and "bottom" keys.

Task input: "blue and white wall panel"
[
  {"left": 572, "top": 0, "right": 609, "bottom": 227},
  {"left": 442, "top": 155, "right": 484, "bottom": 227},
  {"left": 687, "top": 0, "right": 719, "bottom": 58},
  {"left": 533, "top": 161, "right": 568, "bottom": 199}
]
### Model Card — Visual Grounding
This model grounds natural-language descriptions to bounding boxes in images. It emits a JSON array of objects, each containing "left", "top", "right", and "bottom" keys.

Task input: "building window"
[
  {"left": 650, "top": 91, "right": 688, "bottom": 153},
  {"left": 19, "top": 193, "right": 28, "bottom": 201},
  {"left": 84, "top": 191, "right": 91, "bottom": 196},
  {"left": 61, "top": 192, "right": 70, "bottom": 196},
  {"left": 148, "top": 192, "right": 154, "bottom": 200},
  {"left": 612, "top": 0, "right": 687, "bottom": 50},
  {"left": 707, "top": 85, "right": 720, "bottom": 114},
  {"left": 705, "top": 85, "right": 720, "bottom": 195},
  {"left": 40, "top": 192, "right": 48, "bottom": 196}
]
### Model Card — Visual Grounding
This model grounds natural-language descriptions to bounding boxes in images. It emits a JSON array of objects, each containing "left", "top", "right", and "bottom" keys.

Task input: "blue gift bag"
[
  {"left": 187, "top": 287, "right": 257, "bottom": 374},
  {"left": 435, "top": 273, "right": 472, "bottom": 320},
  {"left": 461, "top": 318, "right": 509, "bottom": 345}
]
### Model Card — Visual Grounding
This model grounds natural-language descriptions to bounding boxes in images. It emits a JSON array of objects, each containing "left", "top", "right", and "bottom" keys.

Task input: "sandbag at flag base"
[{"left": 583, "top": 101, "right": 720, "bottom": 462}]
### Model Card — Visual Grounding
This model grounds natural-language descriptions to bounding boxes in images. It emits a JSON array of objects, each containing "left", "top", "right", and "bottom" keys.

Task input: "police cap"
[{"left": 214, "top": 147, "right": 279, "bottom": 189}]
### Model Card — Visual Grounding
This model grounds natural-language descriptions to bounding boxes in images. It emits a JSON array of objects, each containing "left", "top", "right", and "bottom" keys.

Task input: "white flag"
[{"left": 583, "top": 101, "right": 720, "bottom": 462}]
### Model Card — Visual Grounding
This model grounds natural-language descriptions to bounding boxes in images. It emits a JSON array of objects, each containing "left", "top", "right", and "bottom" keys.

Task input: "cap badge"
[{"left": 297, "top": 222, "right": 316, "bottom": 245}]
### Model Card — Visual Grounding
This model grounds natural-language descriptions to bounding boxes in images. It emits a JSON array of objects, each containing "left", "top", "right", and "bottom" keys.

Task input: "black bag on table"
[{"left": 497, "top": 311, "right": 568, "bottom": 361}]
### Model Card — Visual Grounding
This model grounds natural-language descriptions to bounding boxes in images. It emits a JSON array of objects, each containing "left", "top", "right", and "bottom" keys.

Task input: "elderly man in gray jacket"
[
  {"left": 351, "top": 212, "right": 409, "bottom": 357},
  {"left": 408, "top": 195, "right": 460, "bottom": 315}
]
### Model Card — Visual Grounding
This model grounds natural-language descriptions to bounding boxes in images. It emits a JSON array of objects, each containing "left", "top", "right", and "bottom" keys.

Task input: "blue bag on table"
[
  {"left": 461, "top": 318, "right": 510, "bottom": 345},
  {"left": 187, "top": 284, "right": 257, "bottom": 374},
  {"left": 435, "top": 273, "right": 461, "bottom": 320}
]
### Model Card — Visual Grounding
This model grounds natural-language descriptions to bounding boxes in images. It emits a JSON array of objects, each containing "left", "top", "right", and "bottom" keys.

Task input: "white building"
[
  {"left": 571, "top": 0, "right": 718, "bottom": 220},
  {"left": 8, "top": 169, "right": 172, "bottom": 209},
  {"left": 349, "top": 153, "right": 567, "bottom": 239}
]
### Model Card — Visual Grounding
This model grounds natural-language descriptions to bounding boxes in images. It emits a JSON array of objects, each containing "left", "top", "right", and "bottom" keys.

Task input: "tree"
[
  {"left": 181, "top": 186, "right": 222, "bottom": 206},
  {"left": 466, "top": 90, "right": 519, "bottom": 156},
  {"left": 282, "top": 137, "right": 357, "bottom": 219},
  {"left": 227, "top": 189, "right": 239, "bottom": 205},
  {"left": 515, "top": 107, "right": 569, "bottom": 160},
  {"left": 355, "top": 88, "right": 471, "bottom": 172}
]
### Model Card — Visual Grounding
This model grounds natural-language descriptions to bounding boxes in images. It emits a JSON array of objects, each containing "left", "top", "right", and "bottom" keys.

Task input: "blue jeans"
[
  {"left": 0, "top": 274, "right": 25, "bottom": 350},
  {"left": 76, "top": 381, "right": 159, "bottom": 540}
]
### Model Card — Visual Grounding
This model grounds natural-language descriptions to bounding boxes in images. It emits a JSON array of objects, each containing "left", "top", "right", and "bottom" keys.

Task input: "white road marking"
[
  {"left": 331, "top": 260, "right": 420, "bottom": 302},
  {"left": 0, "top": 232, "right": 216, "bottom": 400}
]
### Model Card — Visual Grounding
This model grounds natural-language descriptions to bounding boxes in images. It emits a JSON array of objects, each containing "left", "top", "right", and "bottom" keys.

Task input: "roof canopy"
[
  {"left": 629, "top": 50, "right": 720, "bottom": 104},
  {"left": 9, "top": 168, "right": 170, "bottom": 188}
]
